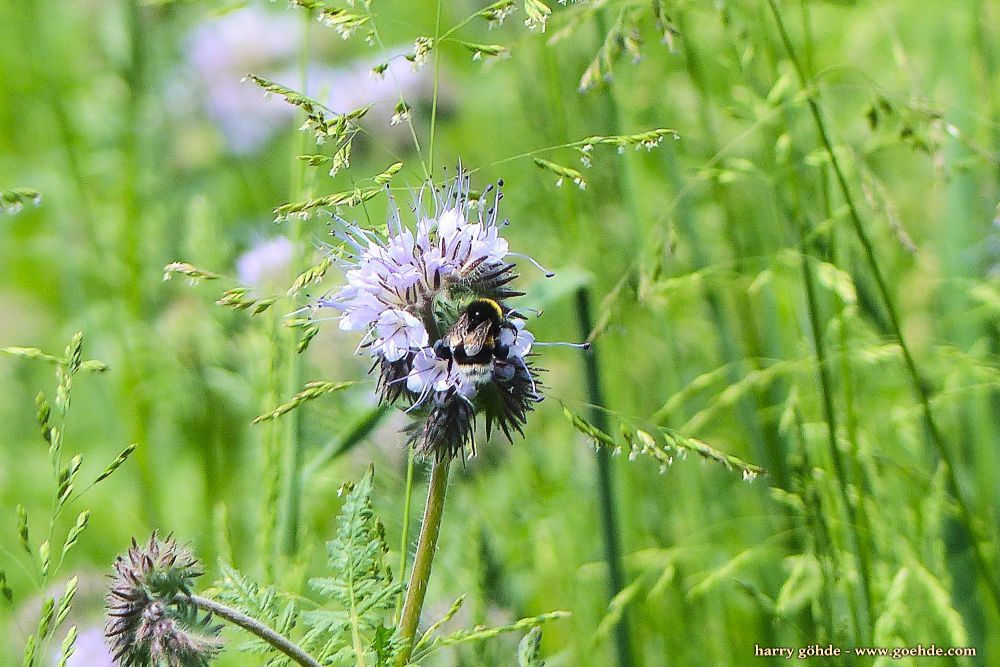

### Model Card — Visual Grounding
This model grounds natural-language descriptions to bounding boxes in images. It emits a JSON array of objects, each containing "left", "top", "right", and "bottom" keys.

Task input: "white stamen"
[
  {"left": 508, "top": 252, "right": 555, "bottom": 277},
  {"left": 533, "top": 341, "right": 591, "bottom": 350}
]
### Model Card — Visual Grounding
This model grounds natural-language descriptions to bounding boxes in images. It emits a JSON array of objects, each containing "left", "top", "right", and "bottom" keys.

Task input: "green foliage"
[
  {"left": 302, "top": 467, "right": 403, "bottom": 665},
  {"left": 215, "top": 564, "right": 302, "bottom": 665},
  {"left": 3, "top": 0, "right": 1000, "bottom": 664},
  {"left": 1, "top": 332, "right": 131, "bottom": 665},
  {"left": 212, "top": 467, "right": 402, "bottom": 666},
  {"left": 208, "top": 467, "right": 568, "bottom": 665},
  {"left": 517, "top": 627, "right": 544, "bottom": 667}
]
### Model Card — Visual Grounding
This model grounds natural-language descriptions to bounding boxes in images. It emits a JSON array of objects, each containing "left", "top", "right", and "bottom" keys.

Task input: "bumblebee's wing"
[
  {"left": 444, "top": 312, "right": 470, "bottom": 349},
  {"left": 462, "top": 320, "right": 493, "bottom": 357}
]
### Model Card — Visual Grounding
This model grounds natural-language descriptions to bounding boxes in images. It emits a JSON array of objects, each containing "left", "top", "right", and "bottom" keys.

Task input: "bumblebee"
[{"left": 433, "top": 298, "right": 516, "bottom": 386}]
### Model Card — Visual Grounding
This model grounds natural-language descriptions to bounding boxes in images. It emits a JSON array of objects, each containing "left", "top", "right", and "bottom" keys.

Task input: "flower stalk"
[
  {"left": 396, "top": 456, "right": 451, "bottom": 665},
  {"left": 186, "top": 595, "right": 320, "bottom": 667}
]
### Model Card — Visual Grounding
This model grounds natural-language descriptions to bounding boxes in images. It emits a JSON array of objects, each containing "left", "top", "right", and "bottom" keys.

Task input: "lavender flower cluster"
[{"left": 320, "top": 171, "right": 543, "bottom": 459}]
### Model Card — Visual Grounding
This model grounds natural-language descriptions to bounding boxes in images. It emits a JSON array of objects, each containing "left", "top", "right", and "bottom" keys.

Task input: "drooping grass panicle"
[{"left": 563, "top": 406, "right": 766, "bottom": 482}]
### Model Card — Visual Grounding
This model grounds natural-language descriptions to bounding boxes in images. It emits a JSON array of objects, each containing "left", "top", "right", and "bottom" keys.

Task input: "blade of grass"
[
  {"left": 280, "top": 7, "right": 314, "bottom": 558},
  {"left": 765, "top": 0, "right": 1000, "bottom": 612},
  {"left": 575, "top": 286, "right": 635, "bottom": 667}
]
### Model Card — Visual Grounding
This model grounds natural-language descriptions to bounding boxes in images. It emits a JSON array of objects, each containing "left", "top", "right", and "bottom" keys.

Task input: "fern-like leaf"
[
  {"left": 304, "top": 465, "right": 404, "bottom": 665},
  {"left": 214, "top": 563, "right": 300, "bottom": 666}
]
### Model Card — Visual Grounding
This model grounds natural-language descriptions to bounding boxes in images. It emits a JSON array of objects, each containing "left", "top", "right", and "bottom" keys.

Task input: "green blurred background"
[{"left": 1, "top": 0, "right": 998, "bottom": 664}]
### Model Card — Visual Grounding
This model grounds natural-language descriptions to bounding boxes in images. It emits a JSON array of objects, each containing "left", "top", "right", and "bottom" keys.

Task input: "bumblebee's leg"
[{"left": 433, "top": 340, "right": 452, "bottom": 360}]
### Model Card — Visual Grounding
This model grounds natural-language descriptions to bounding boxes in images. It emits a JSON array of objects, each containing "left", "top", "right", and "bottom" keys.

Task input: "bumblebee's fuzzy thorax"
[{"left": 432, "top": 297, "right": 519, "bottom": 387}]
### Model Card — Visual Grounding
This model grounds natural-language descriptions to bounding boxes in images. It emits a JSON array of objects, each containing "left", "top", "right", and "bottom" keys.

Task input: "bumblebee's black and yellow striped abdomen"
[{"left": 433, "top": 298, "right": 513, "bottom": 385}]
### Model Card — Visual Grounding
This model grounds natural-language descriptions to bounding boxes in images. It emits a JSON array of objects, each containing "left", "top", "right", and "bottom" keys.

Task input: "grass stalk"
[
  {"left": 427, "top": 0, "right": 443, "bottom": 174},
  {"left": 261, "top": 317, "right": 286, "bottom": 579},
  {"left": 796, "top": 17, "right": 878, "bottom": 637},
  {"left": 280, "top": 9, "right": 313, "bottom": 557},
  {"left": 765, "top": 0, "right": 1000, "bottom": 612},
  {"left": 575, "top": 286, "right": 635, "bottom": 667},
  {"left": 795, "top": 226, "right": 872, "bottom": 642},
  {"left": 791, "top": 408, "right": 839, "bottom": 645},
  {"left": 576, "top": 11, "right": 660, "bottom": 666},
  {"left": 771, "top": 49, "right": 874, "bottom": 634},
  {"left": 396, "top": 456, "right": 451, "bottom": 665},
  {"left": 121, "top": 0, "right": 145, "bottom": 318},
  {"left": 118, "top": 0, "right": 159, "bottom": 527},
  {"left": 396, "top": 447, "right": 417, "bottom": 619},
  {"left": 533, "top": 34, "right": 645, "bottom": 661},
  {"left": 673, "top": 8, "right": 791, "bottom": 486},
  {"left": 189, "top": 594, "right": 321, "bottom": 667},
  {"left": 793, "top": 3, "right": 878, "bottom": 635}
]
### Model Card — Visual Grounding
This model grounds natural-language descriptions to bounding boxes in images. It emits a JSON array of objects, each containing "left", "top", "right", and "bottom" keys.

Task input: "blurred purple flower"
[
  {"left": 184, "top": 7, "right": 302, "bottom": 154},
  {"left": 181, "top": 6, "right": 434, "bottom": 154},
  {"left": 53, "top": 626, "right": 115, "bottom": 667},
  {"left": 236, "top": 235, "right": 296, "bottom": 287}
]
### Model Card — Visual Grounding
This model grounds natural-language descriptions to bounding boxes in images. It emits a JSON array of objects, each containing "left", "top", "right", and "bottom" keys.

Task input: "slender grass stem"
[
  {"left": 188, "top": 595, "right": 321, "bottom": 667},
  {"left": 581, "top": 11, "right": 648, "bottom": 666},
  {"left": 261, "top": 317, "right": 285, "bottom": 580},
  {"left": 773, "top": 59, "right": 873, "bottom": 635},
  {"left": 427, "top": 0, "right": 443, "bottom": 175},
  {"left": 793, "top": 11, "right": 877, "bottom": 633},
  {"left": 396, "top": 447, "right": 417, "bottom": 619},
  {"left": 397, "top": 456, "right": 451, "bottom": 665},
  {"left": 793, "top": 3, "right": 877, "bottom": 635},
  {"left": 791, "top": 410, "right": 838, "bottom": 645},
  {"left": 280, "top": 10, "right": 313, "bottom": 557},
  {"left": 765, "top": 0, "right": 1000, "bottom": 611},
  {"left": 575, "top": 287, "right": 635, "bottom": 667},
  {"left": 121, "top": 0, "right": 145, "bottom": 319},
  {"left": 796, "top": 233, "right": 871, "bottom": 643},
  {"left": 278, "top": 295, "right": 306, "bottom": 553},
  {"left": 674, "top": 8, "right": 791, "bottom": 486},
  {"left": 118, "top": 0, "right": 159, "bottom": 527}
]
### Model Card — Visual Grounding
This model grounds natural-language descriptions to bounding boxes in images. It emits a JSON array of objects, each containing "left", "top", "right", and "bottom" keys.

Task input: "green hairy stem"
[{"left": 397, "top": 456, "right": 452, "bottom": 664}]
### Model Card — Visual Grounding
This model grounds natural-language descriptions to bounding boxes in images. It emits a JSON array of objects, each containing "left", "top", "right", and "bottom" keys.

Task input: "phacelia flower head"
[
  {"left": 319, "top": 168, "right": 549, "bottom": 460},
  {"left": 105, "top": 533, "right": 223, "bottom": 667}
]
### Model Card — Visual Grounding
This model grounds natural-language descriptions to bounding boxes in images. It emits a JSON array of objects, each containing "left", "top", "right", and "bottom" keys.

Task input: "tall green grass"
[{"left": 1, "top": 0, "right": 998, "bottom": 664}]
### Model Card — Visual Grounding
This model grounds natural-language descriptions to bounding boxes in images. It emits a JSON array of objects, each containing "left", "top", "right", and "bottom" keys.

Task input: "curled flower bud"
[
  {"left": 318, "top": 168, "right": 547, "bottom": 460},
  {"left": 105, "top": 533, "right": 223, "bottom": 667}
]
